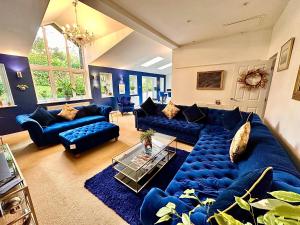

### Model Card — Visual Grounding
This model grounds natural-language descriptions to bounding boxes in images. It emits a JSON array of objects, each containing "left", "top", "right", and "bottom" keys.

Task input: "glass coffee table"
[{"left": 112, "top": 133, "right": 177, "bottom": 193}]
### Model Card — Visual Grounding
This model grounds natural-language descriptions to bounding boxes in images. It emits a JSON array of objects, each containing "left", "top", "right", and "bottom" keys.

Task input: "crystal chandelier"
[{"left": 61, "top": 0, "right": 94, "bottom": 47}]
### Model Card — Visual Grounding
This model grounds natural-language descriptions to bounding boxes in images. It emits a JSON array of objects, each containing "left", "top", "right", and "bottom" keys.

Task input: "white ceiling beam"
[{"left": 80, "top": 0, "right": 179, "bottom": 49}]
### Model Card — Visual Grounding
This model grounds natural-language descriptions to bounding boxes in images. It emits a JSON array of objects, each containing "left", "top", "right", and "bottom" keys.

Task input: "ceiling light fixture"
[
  {"left": 141, "top": 57, "right": 164, "bottom": 67},
  {"left": 61, "top": 0, "right": 94, "bottom": 47},
  {"left": 158, "top": 63, "right": 172, "bottom": 70}
]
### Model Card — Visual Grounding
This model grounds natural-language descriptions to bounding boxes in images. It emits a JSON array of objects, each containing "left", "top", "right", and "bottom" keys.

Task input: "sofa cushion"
[
  {"left": 58, "top": 104, "right": 78, "bottom": 120},
  {"left": 207, "top": 167, "right": 273, "bottom": 224},
  {"left": 223, "top": 107, "right": 242, "bottom": 130},
  {"left": 30, "top": 107, "right": 56, "bottom": 127},
  {"left": 84, "top": 104, "right": 99, "bottom": 115},
  {"left": 183, "top": 104, "right": 206, "bottom": 123},
  {"left": 43, "top": 115, "right": 106, "bottom": 135},
  {"left": 141, "top": 97, "right": 157, "bottom": 115},
  {"left": 138, "top": 116, "right": 204, "bottom": 136}
]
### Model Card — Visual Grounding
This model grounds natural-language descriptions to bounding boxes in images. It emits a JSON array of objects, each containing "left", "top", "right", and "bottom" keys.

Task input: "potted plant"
[
  {"left": 57, "top": 79, "right": 75, "bottom": 100},
  {"left": 140, "top": 129, "right": 155, "bottom": 154}
]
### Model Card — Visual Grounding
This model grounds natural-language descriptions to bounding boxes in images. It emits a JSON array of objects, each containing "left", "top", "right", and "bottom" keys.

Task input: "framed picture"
[
  {"left": 277, "top": 37, "right": 295, "bottom": 71},
  {"left": 292, "top": 66, "right": 300, "bottom": 101},
  {"left": 196, "top": 70, "right": 224, "bottom": 90}
]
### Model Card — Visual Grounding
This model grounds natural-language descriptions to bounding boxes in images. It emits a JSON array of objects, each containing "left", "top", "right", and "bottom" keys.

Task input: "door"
[
  {"left": 229, "top": 60, "right": 274, "bottom": 117},
  {"left": 142, "top": 77, "right": 157, "bottom": 101}
]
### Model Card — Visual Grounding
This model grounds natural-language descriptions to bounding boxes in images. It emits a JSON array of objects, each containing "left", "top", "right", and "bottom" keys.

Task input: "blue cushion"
[
  {"left": 141, "top": 97, "right": 157, "bottom": 115},
  {"left": 30, "top": 107, "right": 56, "bottom": 127},
  {"left": 207, "top": 167, "right": 273, "bottom": 224},
  {"left": 84, "top": 104, "right": 99, "bottom": 115},
  {"left": 223, "top": 107, "right": 242, "bottom": 130},
  {"left": 183, "top": 104, "right": 206, "bottom": 123}
]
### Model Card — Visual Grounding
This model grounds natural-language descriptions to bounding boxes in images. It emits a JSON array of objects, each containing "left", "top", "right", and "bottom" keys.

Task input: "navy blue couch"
[
  {"left": 16, "top": 105, "right": 112, "bottom": 148},
  {"left": 140, "top": 106, "right": 300, "bottom": 225}
]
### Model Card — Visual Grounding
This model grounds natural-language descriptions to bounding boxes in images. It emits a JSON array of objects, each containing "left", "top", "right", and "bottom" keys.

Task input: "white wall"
[
  {"left": 264, "top": 0, "right": 300, "bottom": 161},
  {"left": 172, "top": 29, "right": 272, "bottom": 105}
]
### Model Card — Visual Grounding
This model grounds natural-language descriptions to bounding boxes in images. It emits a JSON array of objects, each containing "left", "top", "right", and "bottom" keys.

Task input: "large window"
[
  {"left": 100, "top": 73, "right": 113, "bottom": 97},
  {"left": 129, "top": 75, "right": 138, "bottom": 95},
  {"left": 29, "top": 25, "right": 88, "bottom": 103},
  {"left": 0, "top": 64, "right": 14, "bottom": 107}
]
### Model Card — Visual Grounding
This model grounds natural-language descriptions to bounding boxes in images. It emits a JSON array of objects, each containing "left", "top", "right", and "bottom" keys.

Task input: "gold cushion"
[
  {"left": 58, "top": 104, "right": 78, "bottom": 121},
  {"left": 229, "top": 121, "right": 251, "bottom": 163},
  {"left": 162, "top": 101, "right": 180, "bottom": 119}
]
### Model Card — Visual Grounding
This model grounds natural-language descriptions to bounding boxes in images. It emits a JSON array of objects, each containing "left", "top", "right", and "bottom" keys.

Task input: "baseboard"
[{"left": 264, "top": 118, "right": 300, "bottom": 171}]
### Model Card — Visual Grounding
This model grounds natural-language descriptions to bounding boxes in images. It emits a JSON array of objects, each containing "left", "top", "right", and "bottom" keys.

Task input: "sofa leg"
[
  {"left": 115, "top": 137, "right": 118, "bottom": 141},
  {"left": 74, "top": 153, "right": 80, "bottom": 158}
]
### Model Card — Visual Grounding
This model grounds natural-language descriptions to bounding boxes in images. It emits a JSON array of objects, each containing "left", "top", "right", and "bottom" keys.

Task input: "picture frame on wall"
[
  {"left": 196, "top": 70, "right": 224, "bottom": 90},
  {"left": 277, "top": 37, "right": 295, "bottom": 72},
  {"left": 292, "top": 66, "right": 300, "bottom": 101}
]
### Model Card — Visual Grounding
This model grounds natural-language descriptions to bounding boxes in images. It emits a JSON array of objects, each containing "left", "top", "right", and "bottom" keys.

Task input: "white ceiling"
[
  {"left": 0, "top": 0, "right": 49, "bottom": 56},
  {"left": 92, "top": 31, "right": 172, "bottom": 74},
  {"left": 43, "top": 0, "right": 126, "bottom": 39},
  {"left": 109, "top": 0, "right": 289, "bottom": 46}
]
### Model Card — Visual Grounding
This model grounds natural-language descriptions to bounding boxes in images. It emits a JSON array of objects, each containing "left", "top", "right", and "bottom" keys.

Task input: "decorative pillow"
[
  {"left": 183, "top": 104, "right": 206, "bottom": 123},
  {"left": 58, "top": 104, "right": 78, "bottom": 120},
  {"left": 229, "top": 120, "right": 251, "bottom": 163},
  {"left": 141, "top": 97, "right": 157, "bottom": 115},
  {"left": 231, "top": 112, "right": 253, "bottom": 136},
  {"left": 223, "top": 107, "right": 242, "bottom": 130},
  {"left": 75, "top": 108, "right": 89, "bottom": 119},
  {"left": 84, "top": 104, "right": 99, "bottom": 115},
  {"left": 30, "top": 107, "right": 56, "bottom": 127},
  {"left": 162, "top": 101, "right": 180, "bottom": 119},
  {"left": 207, "top": 167, "right": 273, "bottom": 224}
]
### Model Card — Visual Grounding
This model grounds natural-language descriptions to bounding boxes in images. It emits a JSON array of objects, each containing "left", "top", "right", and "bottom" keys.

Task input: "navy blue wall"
[
  {"left": 89, "top": 66, "right": 166, "bottom": 109},
  {"left": 0, "top": 54, "right": 166, "bottom": 135}
]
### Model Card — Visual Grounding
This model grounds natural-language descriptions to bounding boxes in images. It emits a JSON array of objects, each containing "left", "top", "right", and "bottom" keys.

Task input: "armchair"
[{"left": 117, "top": 96, "right": 135, "bottom": 115}]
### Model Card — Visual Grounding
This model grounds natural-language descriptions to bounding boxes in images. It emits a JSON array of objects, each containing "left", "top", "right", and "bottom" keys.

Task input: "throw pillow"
[
  {"left": 162, "top": 101, "right": 180, "bottom": 119},
  {"left": 75, "top": 108, "right": 89, "bottom": 119},
  {"left": 229, "top": 120, "right": 251, "bottom": 163},
  {"left": 84, "top": 104, "right": 99, "bottom": 115},
  {"left": 207, "top": 167, "right": 273, "bottom": 224},
  {"left": 58, "top": 104, "right": 78, "bottom": 120},
  {"left": 183, "top": 104, "right": 206, "bottom": 123},
  {"left": 223, "top": 107, "right": 242, "bottom": 130},
  {"left": 141, "top": 97, "right": 157, "bottom": 115},
  {"left": 30, "top": 107, "right": 56, "bottom": 127}
]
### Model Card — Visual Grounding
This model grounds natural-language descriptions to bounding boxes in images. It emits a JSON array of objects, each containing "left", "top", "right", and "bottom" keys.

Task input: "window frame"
[
  {"left": 0, "top": 64, "right": 15, "bottom": 108},
  {"left": 29, "top": 25, "right": 90, "bottom": 104}
]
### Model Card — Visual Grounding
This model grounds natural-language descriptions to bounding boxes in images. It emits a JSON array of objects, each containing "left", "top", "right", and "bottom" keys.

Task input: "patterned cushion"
[
  {"left": 58, "top": 104, "right": 79, "bottom": 120},
  {"left": 229, "top": 121, "right": 251, "bottom": 163},
  {"left": 162, "top": 101, "right": 180, "bottom": 119}
]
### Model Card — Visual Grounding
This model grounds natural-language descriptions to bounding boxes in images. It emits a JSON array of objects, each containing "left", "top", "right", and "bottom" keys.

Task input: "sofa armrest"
[
  {"left": 133, "top": 108, "right": 146, "bottom": 129},
  {"left": 16, "top": 115, "right": 45, "bottom": 146},
  {"left": 97, "top": 105, "right": 112, "bottom": 121},
  {"left": 140, "top": 188, "right": 192, "bottom": 225}
]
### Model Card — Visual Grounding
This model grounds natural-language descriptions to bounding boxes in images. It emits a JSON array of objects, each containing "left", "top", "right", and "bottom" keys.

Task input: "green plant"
[
  {"left": 140, "top": 129, "right": 155, "bottom": 142},
  {"left": 57, "top": 78, "right": 75, "bottom": 98},
  {"left": 0, "top": 83, "right": 4, "bottom": 97},
  {"left": 213, "top": 190, "right": 300, "bottom": 225},
  {"left": 155, "top": 189, "right": 215, "bottom": 225}
]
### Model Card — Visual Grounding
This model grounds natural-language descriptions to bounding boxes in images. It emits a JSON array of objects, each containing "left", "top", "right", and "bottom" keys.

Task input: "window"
[
  {"left": 0, "top": 64, "right": 14, "bottom": 107},
  {"left": 29, "top": 25, "right": 88, "bottom": 103},
  {"left": 129, "top": 75, "right": 138, "bottom": 95},
  {"left": 100, "top": 73, "right": 113, "bottom": 97}
]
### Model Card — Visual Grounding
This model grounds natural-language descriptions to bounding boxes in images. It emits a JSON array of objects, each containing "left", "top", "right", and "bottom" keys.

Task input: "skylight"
[
  {"left": 158, "top": 63, "right": 172, "bottom": 70},
  {"left": 141, "top": 57, "right": 164, "bottom": 67}
]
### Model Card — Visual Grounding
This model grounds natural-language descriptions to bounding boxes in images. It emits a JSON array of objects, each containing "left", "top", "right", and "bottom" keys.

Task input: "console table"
[{"left": 0, "top": 144, "right": 38, "bottom": 225}]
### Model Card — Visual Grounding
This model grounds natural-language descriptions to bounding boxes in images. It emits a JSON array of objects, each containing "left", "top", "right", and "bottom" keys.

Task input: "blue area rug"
[{"left": 84, "top": 148, "right": 189, "bottom": 225}]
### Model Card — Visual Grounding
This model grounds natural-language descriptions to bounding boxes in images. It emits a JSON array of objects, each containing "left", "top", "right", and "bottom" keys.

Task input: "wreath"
[{"left": 237, "top": 69, "right": 269, "bottom": 90}]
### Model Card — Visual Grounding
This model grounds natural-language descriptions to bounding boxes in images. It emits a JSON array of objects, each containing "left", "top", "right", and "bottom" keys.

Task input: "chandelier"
[{"left": 61, "top": 0, "right": 94, "bottom": 47}]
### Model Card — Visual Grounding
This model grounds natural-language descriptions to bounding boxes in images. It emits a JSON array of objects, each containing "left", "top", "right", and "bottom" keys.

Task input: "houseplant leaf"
[
  {"left": 156, "top": 206, "right": 172, "bottom": 217},
  {"left": 235, "top": 197, "right": 250, "bottom": 211},
  {"left": 270, "top": 205, "right": 300, "bottom": 220},
  {"left": 181, "top": 213, "right": 191, "bottom": 225},
  {"left": 214, "top": 212, "right": 244, "bottom": 225},
  {"left": 155, "top": 214, "right": 171, "bottom": 224},
  {"left": 250, "top": 199, "right": 291, "bottom": 210},
  {"left": 269, "top": 191, "right": 300, "bottom": 203}
]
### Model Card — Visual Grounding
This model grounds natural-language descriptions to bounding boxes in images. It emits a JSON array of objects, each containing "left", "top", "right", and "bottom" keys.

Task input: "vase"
[{"left": 143, "top": 137, "right": 152, "bottom": 155}]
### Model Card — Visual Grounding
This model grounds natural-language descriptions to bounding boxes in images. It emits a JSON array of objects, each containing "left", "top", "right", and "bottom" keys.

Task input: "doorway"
[{"left": 142, "top": 77, "right": 157, "bottom": 102}]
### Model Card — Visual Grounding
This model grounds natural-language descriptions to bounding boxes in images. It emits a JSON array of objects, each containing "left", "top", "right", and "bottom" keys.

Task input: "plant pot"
[{"left": 143, "top": 137, "right": 152, "bottom": 155}]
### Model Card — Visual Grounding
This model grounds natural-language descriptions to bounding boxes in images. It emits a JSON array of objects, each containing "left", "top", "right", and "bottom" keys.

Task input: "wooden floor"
[{"left": 2, "top": 113, "right": 192, "bottom": 225}]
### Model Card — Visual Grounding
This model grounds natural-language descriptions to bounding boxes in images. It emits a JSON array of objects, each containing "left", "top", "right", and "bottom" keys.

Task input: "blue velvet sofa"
[
  {"left": 16, "top": 105, "right": 112, "bottom": 148},
  {"left": 117, "top": 96, "right": 135, "bottom": 115},
  {"left": 140, "top": 108, "right": 300, "bottom": 225}
]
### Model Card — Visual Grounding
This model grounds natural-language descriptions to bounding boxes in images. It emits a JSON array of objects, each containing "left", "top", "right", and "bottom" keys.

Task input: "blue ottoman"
[{"left": 59, "top": 121, "right": 119, "bottom": 156}]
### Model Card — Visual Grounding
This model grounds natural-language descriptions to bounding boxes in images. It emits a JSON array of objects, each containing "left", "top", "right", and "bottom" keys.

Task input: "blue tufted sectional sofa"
[
  {"left": 16, "top": 105, "right": 112, "bottom": 148},
  {"left": 139, "top": 106, "right": 300, "bottom": 225}
]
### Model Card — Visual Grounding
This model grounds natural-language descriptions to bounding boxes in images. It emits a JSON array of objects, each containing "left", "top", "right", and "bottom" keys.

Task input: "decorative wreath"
[{"left": 237, "top": 69, "right": 269, "bottom": 90}]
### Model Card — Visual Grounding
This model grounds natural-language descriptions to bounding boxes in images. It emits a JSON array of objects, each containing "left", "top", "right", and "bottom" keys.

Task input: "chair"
[
  {"left": 117, "top": 96, "right": 135, "bottom": 115},
  {"left": 159, "top": 92, "right": 168, "bottom": 103}
]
